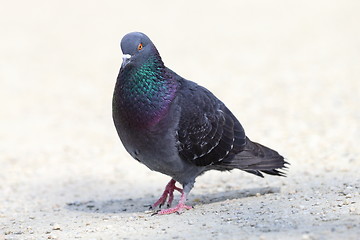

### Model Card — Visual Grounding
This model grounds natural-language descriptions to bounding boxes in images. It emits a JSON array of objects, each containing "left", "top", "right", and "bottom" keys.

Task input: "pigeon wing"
[{"left": 176, "top": 83, "right": 246, "bottom": 166}]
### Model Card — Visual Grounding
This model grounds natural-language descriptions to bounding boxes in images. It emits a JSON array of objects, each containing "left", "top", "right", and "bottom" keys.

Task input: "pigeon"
[{"left": 112, "top": 32, "right": 288, "bottom": 215}]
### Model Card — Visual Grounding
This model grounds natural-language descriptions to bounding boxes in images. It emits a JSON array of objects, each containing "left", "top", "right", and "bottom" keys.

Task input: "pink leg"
[
  {"left": 156, "top": 191, "right": 192, "bottom": 215},
  {"left": 167, "top": 185, "right": 183, "bottom": 207},
  {"left": 151, "top": 179, "right": 182, "bottom": 209}
]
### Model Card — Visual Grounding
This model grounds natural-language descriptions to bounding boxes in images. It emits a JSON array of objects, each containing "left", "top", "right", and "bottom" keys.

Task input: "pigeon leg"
[
  {"left": 156, "top": 191, "right": 192, "bottom": 215},
  {"left": 167, "top": 184, "right": 183, "bottom": 207},
  {"left": 151, "top": 179, "right": 182, "bottom": 209}
]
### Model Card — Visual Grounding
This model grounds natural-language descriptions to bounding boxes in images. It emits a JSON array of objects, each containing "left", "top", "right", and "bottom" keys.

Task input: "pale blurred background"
[
  {"left": 1, "top": 0, "right": 359, "bottom": 239},
  {"left": 1, "top": 0, "right": 359, "bottom": 167}
]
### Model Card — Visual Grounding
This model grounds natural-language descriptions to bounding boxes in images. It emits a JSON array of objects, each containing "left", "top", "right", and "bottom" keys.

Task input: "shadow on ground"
[{"left": 65, "top": 186, "right": 280, "bottom": 214}]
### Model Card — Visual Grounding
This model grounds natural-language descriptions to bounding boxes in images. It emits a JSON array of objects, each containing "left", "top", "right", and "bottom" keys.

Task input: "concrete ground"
[{"left": 1, "top": 0, "right": 359, "bottom": 239}]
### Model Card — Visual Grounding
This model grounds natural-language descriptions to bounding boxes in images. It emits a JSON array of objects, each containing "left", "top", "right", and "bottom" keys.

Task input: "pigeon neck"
[{"left": 115, "top": 55, "right": 178, "bottom": 129}]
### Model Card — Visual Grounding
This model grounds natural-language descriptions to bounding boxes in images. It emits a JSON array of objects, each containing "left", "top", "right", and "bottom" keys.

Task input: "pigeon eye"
[{"left": 137, "top": 43, "right": 143, "bottom": 50}]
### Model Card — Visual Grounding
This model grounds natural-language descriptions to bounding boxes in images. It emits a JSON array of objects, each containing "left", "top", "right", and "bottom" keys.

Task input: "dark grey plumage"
[{"left": 112, "top": 32, "right": 288, "bottom": 214}]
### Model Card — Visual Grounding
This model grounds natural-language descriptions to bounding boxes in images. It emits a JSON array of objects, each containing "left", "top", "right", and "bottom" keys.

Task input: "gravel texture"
[{"left": 1, "top": 1, "right": 359, "bottom": 239}]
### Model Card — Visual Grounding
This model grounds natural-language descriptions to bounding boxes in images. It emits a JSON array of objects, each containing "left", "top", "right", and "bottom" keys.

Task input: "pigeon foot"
[
  {"left": 155, "top": 191, "right": 192, "bottom": 215},
  {"left": 151, "top": 179, "right": 182, "bottom": 209}
]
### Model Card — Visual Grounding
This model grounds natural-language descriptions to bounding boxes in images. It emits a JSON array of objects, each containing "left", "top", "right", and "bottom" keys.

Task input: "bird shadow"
[{"left": 65, "top": 186, "right": 279, "bottom": 214}]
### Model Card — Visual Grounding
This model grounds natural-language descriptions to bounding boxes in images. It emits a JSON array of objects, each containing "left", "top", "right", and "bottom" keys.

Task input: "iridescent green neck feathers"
[{"left": 114, "top": 54, "right": 178, "bottom": 128}]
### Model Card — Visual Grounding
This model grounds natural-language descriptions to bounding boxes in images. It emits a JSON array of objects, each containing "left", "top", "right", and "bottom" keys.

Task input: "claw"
[
  {"left": 156, "top": 203, "right": 192, "bottom": 215},
  {"left": 156, "top": 190, "right": 192, "bottom": 215},
  {"left": 150, "top": 179, "right": 179, "bottom": 209},
  {"left": 149, "top": 179, "right": 193, "bottom": 215},
  {"left": 145, "top": 204, "right": 153, "bottom": 210},
  {"left": 151, "top": 210, "right": 161, "bottom": 216}
]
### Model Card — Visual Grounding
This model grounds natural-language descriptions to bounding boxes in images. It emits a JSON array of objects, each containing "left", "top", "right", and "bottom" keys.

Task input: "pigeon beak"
[{"left": 121, "top": 54, "right": 131, "bottom": 68}]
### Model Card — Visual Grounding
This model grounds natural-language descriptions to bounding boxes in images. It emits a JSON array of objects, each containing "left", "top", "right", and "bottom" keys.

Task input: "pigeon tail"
[{"left": 222, "top": 137, "right": 288, "bottom": 177}]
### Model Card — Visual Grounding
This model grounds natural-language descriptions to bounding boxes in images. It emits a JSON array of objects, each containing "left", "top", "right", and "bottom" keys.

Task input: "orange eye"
[{"left": 137, "top": 43, "right": 143, "bottom": 50}]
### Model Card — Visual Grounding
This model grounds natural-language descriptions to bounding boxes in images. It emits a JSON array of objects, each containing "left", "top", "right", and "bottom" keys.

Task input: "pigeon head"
[
  {"left": 120, "top": 32, "right": 160, "bottom": 69},
  {"left": 115, "top": 32, "right": 177, "bottom": 128}
]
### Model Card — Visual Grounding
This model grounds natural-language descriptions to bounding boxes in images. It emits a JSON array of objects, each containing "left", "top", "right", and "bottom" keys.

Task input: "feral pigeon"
[{"left": 112, "top": 32, "right": 288, "bottom": 214}]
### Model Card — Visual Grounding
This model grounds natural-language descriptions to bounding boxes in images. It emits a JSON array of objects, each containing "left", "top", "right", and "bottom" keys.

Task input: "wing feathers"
[
  {"left": 176, "top": 81, "right": 286, "bottom": 177},
  {"left": 177, "top": 83, "right": 246, "bottom": 166}
]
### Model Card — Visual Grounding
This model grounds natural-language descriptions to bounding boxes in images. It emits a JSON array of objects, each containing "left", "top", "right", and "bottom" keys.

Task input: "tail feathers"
[{"left": 224, "top": 137, "right": 288, "bottom": 177}]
